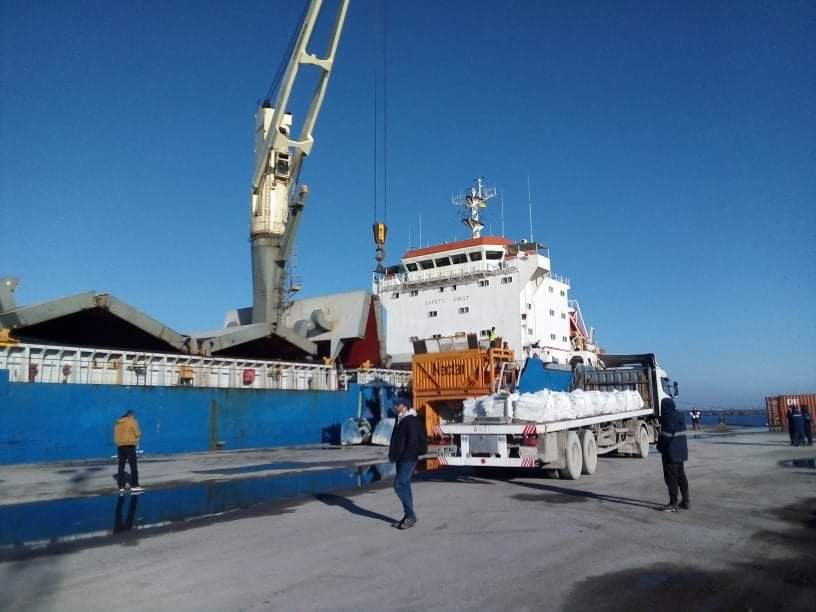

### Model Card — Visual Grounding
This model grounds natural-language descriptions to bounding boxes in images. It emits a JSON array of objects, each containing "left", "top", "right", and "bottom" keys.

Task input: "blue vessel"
[{"left": 0, "top": 368, "right": 401, "bottom": 464}]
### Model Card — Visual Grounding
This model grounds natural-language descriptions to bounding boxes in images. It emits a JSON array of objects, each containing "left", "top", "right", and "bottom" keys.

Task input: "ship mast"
[{"left": 453, "top": 177, "right": 497, "bottom": 239}]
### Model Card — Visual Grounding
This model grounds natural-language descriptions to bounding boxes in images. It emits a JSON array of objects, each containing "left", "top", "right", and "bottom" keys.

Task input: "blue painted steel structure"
[
  {"left": 0, "top": 369, "right": 377, "bottom": 464},
  {"left": 516, "top": 357, "right": 574, "bottom": 394}
]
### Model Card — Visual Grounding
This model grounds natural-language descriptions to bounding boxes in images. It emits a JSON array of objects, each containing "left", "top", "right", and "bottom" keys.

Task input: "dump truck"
[{"left": 432, "top": 353, "right": 679, "bottom": 479}]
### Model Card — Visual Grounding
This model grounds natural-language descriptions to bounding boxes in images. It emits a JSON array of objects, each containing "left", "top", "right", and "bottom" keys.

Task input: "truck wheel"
[
  {"left": 558, "top": 431, "right": 583, "bottom": 480},
  {"left": 635, "top": 426, "right": 650, "bottom": 458},
  {"left": 580, "top": 430, "right": 598, "bottom": 475}
]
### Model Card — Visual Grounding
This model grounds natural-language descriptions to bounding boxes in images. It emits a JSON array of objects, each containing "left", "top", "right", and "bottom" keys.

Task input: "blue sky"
[{"left": 1, "top": 1, "right": 814, "bottom": 408}]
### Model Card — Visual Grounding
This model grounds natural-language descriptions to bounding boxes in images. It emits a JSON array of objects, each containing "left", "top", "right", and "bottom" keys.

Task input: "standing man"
[
  {"left": 389, "top": 394, "right": 424, "bottom": 529},
  {"left": 690, "top": 408, "right": 701, "bottom": 436},
  {"left": 802, "top": 407, "right": 813, "bottom": 446},
  {"left": 657, "top": 398, "right": 689, "bottom": 512},
  {"left": 790, "top": 406, "right": 805, "bottom": 447},
  {"left": 787, "top": 405, "right": 795, "bottom": 445},
  {"left": 114, "top": 409, "right": 144, "bottom": 494}
]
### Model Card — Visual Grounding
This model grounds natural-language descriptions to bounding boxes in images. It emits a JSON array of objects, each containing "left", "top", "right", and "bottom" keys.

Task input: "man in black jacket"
[
  {"left": 389, "top": 394, "right": 424, "bottom": 529},
  {"left": 657, "top": 398, "right": 690, "bottom": 512}
]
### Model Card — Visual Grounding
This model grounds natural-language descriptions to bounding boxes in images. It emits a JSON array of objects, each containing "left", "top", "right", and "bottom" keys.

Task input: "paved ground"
[
  {"left": 0, "top": 445, "right": 392, "bottom": 506},
  {"left": 1, "top": 428, "right": 814, "bottom": 611}
]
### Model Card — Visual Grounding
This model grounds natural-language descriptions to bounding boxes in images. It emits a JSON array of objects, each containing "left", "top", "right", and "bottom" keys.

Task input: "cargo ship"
[{"left": 374, "top": 178, "right": 602, "bottom": 368}]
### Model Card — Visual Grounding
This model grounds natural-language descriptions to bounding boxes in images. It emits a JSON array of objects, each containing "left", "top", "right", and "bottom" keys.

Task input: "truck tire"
[
  {"left": 635, "top": 425, "right": 650, "bottom": 459},
  {"left": 580, "top": 430, "right": 598, "bottom": 475},
  {"left": 558, "top": 431, "right": 583, "bottom": 480}
]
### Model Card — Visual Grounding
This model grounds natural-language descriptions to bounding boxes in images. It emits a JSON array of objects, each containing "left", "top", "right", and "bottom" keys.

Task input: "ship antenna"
[
  {"left": 500, "top": 189, "right": 505, "bottom": 237},
  {"left": 527, "top": 173, "right": 534, "bottom": 243},
  {"left": 453, "top": 176, "right": 497, "bottom": 239}
]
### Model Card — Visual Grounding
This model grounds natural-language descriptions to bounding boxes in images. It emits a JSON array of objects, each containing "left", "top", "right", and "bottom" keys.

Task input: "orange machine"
[{"left": 411, "top": 344, "right": 517, "bottom": 438}]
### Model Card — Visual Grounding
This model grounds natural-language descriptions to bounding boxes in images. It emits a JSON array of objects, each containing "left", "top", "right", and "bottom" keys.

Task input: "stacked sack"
[
  {"left": 513, "top": 389, "right": 644, "bottom": 423},
  {"left": 463, "top": 394, "right": 515, "bottom": 420}
]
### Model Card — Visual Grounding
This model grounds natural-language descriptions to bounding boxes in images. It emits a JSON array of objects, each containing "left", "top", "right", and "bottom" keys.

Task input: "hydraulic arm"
[{"left": 250, "top": 0, "right": 349, "bottom": 324}]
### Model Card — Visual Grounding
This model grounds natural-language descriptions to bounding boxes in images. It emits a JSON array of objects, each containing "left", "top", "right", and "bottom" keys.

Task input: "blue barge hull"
[{"left": 0, "top": 370, "right": 369, "bottom": 464}]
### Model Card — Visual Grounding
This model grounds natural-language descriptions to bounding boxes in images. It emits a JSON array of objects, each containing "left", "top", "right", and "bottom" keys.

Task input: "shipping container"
[{"left": 766, "top": 394, "right": 816, "bottom": 433}]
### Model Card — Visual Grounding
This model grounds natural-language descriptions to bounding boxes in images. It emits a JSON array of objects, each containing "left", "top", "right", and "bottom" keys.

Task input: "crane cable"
[
  {"left": 265, "top": 1, "right": 311, "bottom": 104},
  {"left": 382, "top": 0, "right": 388, "bottom": 225},
  {"left": 372, "top": 1, "right": 388, "bottom": 270},
  {"left": 373, "top": 9, "right": 378, "bottom": 224}
]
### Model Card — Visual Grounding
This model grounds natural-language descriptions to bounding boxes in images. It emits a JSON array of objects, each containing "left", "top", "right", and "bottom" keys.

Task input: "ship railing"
[
  {"left": 549, "top": 272, "right": 570, "bottom": 285},
  {"left": 375, "top": 261, "right": 516, "bottom": 291},
  {"left": 0, "top": 342, "right": 340, "bottom": 391},
  {"left": 344, "top": 368, "right": 411, "bottom": 388}
]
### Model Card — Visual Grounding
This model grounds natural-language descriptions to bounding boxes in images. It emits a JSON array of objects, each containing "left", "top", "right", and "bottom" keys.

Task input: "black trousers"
[
  {"left": 117, "top": 445, "right": 139, "bottom": 488},
  {"left": 662, "top": 458, "right": 689, "bottom": 506}
]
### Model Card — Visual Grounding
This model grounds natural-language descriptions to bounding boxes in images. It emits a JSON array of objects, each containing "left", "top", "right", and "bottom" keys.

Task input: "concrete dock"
[{"left": 1, "top": 428, "right": 814, "bottom": 611}]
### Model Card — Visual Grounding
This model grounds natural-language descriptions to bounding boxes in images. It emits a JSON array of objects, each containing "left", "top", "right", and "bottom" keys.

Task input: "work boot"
[
  {"left": 399, "top": 516, "right": 417, "bottom": 529},
  {"left": 661, "top": 504, "right": 679, "bottom": 513},
  {"left": 392, "top": 515, "right": 407, "bottom": 529},
  {"left": 679, "top": 500, "right": 690, "bottom": 510}
]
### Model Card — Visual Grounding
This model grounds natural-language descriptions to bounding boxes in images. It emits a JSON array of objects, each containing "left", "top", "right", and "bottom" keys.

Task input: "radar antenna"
[{"left": 452, "top": 177, "right": 497, "bottom": 239}]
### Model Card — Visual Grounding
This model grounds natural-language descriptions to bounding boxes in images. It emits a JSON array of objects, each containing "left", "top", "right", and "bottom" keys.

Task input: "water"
[
  {"left": 0, "top": 462, "right": 397, "bottom": 555},
  {"left": 686, "top": 413, "right": 767, "bottom": 428}
]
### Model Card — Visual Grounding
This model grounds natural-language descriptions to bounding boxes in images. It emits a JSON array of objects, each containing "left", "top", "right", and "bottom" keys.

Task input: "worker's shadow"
[
  {"left": 313, "top": 493, "right": 395, "bottom": 524},
  {"left": 510, "top": 480, "right": 663, "bottom": 510}
]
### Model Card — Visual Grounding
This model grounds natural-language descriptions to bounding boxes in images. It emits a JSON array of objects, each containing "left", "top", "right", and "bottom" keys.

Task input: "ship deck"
[{"left": 1, "top": 428, "right": 814, "bottom": 611}]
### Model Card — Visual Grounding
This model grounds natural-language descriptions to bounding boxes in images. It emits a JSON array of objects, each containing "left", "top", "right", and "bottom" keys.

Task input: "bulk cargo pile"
[{"left": 463, "top": 389, "right": 645, "bottom": 423}]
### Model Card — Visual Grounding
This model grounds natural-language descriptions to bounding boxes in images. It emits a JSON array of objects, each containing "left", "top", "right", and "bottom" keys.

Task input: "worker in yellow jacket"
[{"left": 114, "top": 410, "right": 143, "bottom": 494}]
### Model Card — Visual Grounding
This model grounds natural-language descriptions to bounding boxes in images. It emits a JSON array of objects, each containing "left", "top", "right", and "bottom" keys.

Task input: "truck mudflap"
[{"left": 437, "top": 454, "right": 537, "bottom": 468}]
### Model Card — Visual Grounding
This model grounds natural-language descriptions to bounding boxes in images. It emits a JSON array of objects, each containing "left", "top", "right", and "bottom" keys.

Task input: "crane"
[{"left": 250, "top": 0, "right": 350, "bottom": 325}]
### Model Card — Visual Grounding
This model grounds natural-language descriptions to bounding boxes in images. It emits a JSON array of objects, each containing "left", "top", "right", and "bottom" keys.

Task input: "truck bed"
[{"left": 437, "top": 407, "right": 653, "bottom": 436}]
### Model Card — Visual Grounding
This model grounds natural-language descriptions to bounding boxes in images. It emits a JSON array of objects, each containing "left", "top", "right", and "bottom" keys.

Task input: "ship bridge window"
[
  {"left": 385, "top": 265, "right": 402, "bottom": 275},
  {"left": 485, "top": 251, "right": 503, "bottom": 260},
  {"left": 406, "top": 262, "right": 418, "bottom": 272},
  {"left": 435, "top": 257, "right": 451, "bottom": 267},
  {"left": 451, "top": 253, "right": 468, "bottom": 264},
  {"left": 469, "top": 251, "right": 483, "bottom": 262},
  {"left": 419, "top": 259, "right": 435, "bottom": 270},
  {"left": 501, "top": 276, "right": 513, "bottom": 284}
]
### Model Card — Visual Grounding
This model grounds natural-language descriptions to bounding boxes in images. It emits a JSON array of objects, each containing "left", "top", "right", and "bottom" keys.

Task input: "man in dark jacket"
[
  {"left": 657, "top": 398, "right": 689, "bottom": 512},
  {"left": 802, "top": 408, "right": 813, "bottom": 446},
  {"left": 389, "top": 394, "right": 424, "bottom": 529},
  {"left": 790, "top": 406, "right": 805, "bottom": 446}
]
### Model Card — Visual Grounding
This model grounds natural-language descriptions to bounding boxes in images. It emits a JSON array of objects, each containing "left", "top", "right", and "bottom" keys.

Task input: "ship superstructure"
[{"left": 375, "top": 179, "right": 600, "bottom": 366}]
